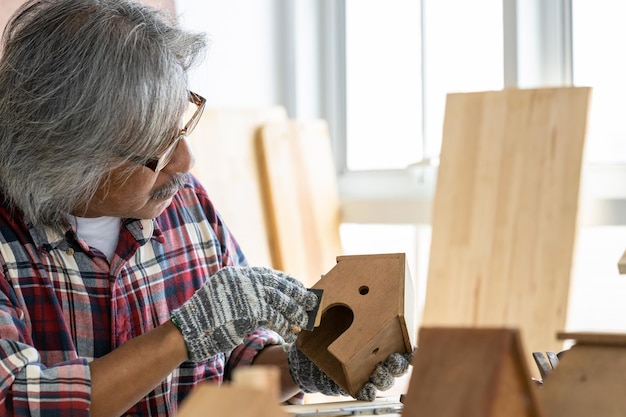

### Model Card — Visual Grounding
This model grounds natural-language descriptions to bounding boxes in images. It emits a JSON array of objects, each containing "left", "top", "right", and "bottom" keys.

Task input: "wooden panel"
[
  {"left": 557, "top": 331, "right": 626, "bottom": 345},
  {"left": 176, "top": 366, "right": 288, "bottom": 417},
  {"left": 187, "top": 107, "right": 288, "bottom": 267},
  {"left": 403, "top": 327, "right": 544, "bottom": 417},
  {"left": 230, "top": 366, "right": 281, "bottom": 404},
  {"left": 422, "top": 87, "right": 591, "bottom": 354},
  {"left": 258, "top": 119, "right": 342, "bottom": 286},
  {"left": 539, "top": 332, "right": 626, "bottom": 417}
]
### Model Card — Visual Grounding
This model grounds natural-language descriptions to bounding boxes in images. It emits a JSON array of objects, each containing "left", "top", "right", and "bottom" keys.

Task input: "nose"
[{"left": 162, "top": 138, "right": 195, "bottom": 174}]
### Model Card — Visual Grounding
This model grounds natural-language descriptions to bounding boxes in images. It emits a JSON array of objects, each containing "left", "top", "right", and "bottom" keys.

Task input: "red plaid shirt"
[{"left": 0, "top": 175, "right": 291, "bottom": 416}]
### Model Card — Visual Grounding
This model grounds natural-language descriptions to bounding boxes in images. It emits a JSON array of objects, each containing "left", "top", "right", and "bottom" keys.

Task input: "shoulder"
[
  {"left": 157, "top": 173, "right": 232, "bottom": 241},
  {"left": 0, "top": 191, "right": 30, "bottom": 243},
  {"left": 157, "top": 174, "right": 248, "bottom": 266}
]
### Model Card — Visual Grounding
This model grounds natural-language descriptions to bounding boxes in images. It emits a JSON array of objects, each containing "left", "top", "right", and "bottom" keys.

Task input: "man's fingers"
[
  {"left": 370, "top": 363, "right": 394, "bottom": 391},
  {"left": 251, "top": 267, "right": 319, "bottom": 310},
  {"left": 262, "top": 309, "right": 299, "bottom": 343},
  {"left": 356, "top": 382, "right": 377, "bottom": 401},
  {"left": 384, "top": 352, "right": 412, "bottom": 377},
  {"left": 265, "top": 287, "right": 310, "bottom": 322}
]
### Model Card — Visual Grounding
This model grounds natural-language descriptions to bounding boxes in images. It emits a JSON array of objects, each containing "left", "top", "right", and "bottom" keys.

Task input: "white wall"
[
  {"left": 175, "top": 0, "right": 286, "bottom": 109},
  {"left": 2, "top": 1, "right": 291, "bottom": 109}
]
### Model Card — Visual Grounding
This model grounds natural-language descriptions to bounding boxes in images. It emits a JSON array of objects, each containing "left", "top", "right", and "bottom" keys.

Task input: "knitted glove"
[
  {"left": 287, "top": 344, "right": 415, "bottom": 401},
  {"left": 171, "top": 266, "right": 318, "bottom": 362}
]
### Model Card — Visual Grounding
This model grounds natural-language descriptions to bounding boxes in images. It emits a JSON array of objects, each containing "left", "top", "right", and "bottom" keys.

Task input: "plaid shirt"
[{"left": 0, "top": 175, "right": 290, "bottom": 416}]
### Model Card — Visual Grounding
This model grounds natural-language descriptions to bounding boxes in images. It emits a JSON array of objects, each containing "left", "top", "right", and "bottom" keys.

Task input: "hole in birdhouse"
[
  {"left": 297, "top": 304, "right": 354, "bottom": 391},
  {"left": 299, "top": 305, "right": 354, "bottom": 352},
  {"left": 359, "top": 286, "right": 369, "bottom": 295}
]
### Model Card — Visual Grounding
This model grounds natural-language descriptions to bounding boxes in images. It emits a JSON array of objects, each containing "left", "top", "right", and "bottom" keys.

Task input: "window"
[
  {"left": 566, "top": 1, "right": 626, "bottom": 331},
  {"left": 421, "top": 0, "right": 503, "bottom": 158},
  {"left": 572, "top": 1, "right": 626, "bottom": 163},
  {"left": 345, "top": 0, "right": 422, "bottom": 170},
  {"left": 344, "top": 0, "right": 503, "bottom": 170},
  {"left": 337, "top": 0, "right": 626, "bottom": 331},
  {"left": 340, "top": 0, "right": 503, "bottom": 319}
]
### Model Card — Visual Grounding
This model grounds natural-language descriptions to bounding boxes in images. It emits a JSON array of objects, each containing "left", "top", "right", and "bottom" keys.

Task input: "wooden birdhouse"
[
  {"left": 402, "top": 327, "right": 544, "bottom": 417},
  {"left": 295, "top": 253, "right": 417, "bottom": 398}
]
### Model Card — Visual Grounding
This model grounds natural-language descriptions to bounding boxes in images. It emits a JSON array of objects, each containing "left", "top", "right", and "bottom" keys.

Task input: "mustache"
[{"left": 151, "top": 173, "right": 189, "bottom": 199}]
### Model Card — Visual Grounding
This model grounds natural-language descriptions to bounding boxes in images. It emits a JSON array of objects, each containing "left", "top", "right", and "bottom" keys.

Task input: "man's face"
[{"left": 78, "top": 138, "right": 195, "bottom": 219}]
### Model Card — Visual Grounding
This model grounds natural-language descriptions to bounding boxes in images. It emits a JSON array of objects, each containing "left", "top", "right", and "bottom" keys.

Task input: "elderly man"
[{"left": 0, "top": 1, "right": 411, "bottom": 416}]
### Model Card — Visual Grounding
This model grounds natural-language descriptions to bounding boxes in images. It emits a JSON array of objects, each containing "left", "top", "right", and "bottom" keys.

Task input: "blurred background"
[
  {"left": 173, "top": 0, "right": 626, "bottom": 333},
  {"left": 2, "top": 0, "right": 626, "bottom": 334}
]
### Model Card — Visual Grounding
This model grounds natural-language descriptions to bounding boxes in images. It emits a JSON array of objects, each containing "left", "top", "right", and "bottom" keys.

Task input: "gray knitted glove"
[
  {"left": 171, "top": 266, "right": 318, "bottom": 362},
  {"left": 287, "top": 344, "right": 415, "bottom": 401}
]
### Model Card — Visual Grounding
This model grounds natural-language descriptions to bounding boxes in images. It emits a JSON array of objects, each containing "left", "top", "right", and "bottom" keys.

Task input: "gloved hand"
[
  {"left": 287, "top": 343, "right": 415, "bottom": 401},
  {"left": 171, "top": 266, "right": 318, "bottom": 362}
]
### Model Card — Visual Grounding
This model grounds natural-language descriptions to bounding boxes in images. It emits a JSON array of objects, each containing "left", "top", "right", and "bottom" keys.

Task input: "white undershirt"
[{"left": 67, "top": 215, "right": 122, "bottom": 260}]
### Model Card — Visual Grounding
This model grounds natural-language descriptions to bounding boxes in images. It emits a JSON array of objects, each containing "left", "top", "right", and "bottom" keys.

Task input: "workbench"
[{"left": 282, "top": 397, "right": 403, "bottom": 417}]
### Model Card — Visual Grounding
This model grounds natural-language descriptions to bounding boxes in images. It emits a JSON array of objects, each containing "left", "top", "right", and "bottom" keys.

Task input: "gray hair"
[{"left": 0, "top": 0, "right": 207, "bottom": 231}]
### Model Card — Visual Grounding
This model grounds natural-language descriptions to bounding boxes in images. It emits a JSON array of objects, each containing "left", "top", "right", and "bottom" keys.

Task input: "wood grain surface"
[
  {"left": 188, "top": 107, "right": 288, "bottom": 267},
  {"left": 403, "top": 327, "right": 544, "bottom": 417},
  {"left": 538, "top": 337, "right": 626, "bottom": 417},
  {"left": 422, "top": 87, "right": 591, "bottom": 354},
  {"left": 258, "top": 119, "right": 343, "bottom": 286}
]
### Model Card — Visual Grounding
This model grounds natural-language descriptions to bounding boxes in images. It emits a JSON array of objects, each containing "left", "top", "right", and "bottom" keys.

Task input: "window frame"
[{"left": 283, "top": 0, "right": 626, "bottom": 227}]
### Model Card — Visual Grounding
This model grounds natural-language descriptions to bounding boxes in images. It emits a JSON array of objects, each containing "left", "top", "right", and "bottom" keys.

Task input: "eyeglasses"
[{"left": 134, "top": 91, "right": 206, "bottom": 172}]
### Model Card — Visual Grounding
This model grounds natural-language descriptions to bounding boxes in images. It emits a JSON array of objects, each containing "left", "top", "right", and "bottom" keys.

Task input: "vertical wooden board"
[
  {"left": 295, "top": 121, "right": 343, "bottom": 277},
  {"left": 257, "top": 121, "right": 305, "bottom": 274},
  {"left": 187, "top": 107, "right": 288, "bottom": 267},
  {"left": 258, "top": 119, "right": 342, "bottom": 286},
  {"left": 422, "top": 88, "right": 591, "bottom": 354}
]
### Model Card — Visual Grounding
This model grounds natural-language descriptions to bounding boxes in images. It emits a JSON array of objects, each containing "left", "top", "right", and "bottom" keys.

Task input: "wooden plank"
[
  {"left": 187, "top": 107, "right": 288, "bottom": 267},
  {"left": 422, "top": 87, "right": 591, "bottom": 354},
  {"left": 402, "top": 327, "right": 544, "bottom": 417},
  {"left": 557, "top": 331, "right": 626, "bottom": 346},
  {"left": 257, "top": 119, "right": 342, "bottom": 286},
  {"left": 538, "top": 333, "right": 626, "bottom": 417},
  {"left": 231, "top": 366, "right": 281, "bottom": 404},
  {"left": 176, "top": 366, "right": 289, "bottom": 417}
]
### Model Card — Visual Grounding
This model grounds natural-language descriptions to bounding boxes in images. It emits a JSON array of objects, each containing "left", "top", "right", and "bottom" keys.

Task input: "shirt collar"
[
  {"left": 28, "top": 217, "right": 165, "bottom": 254},
  {"left": 123, "top": 218, "right": 166, "bottom": 245}
]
